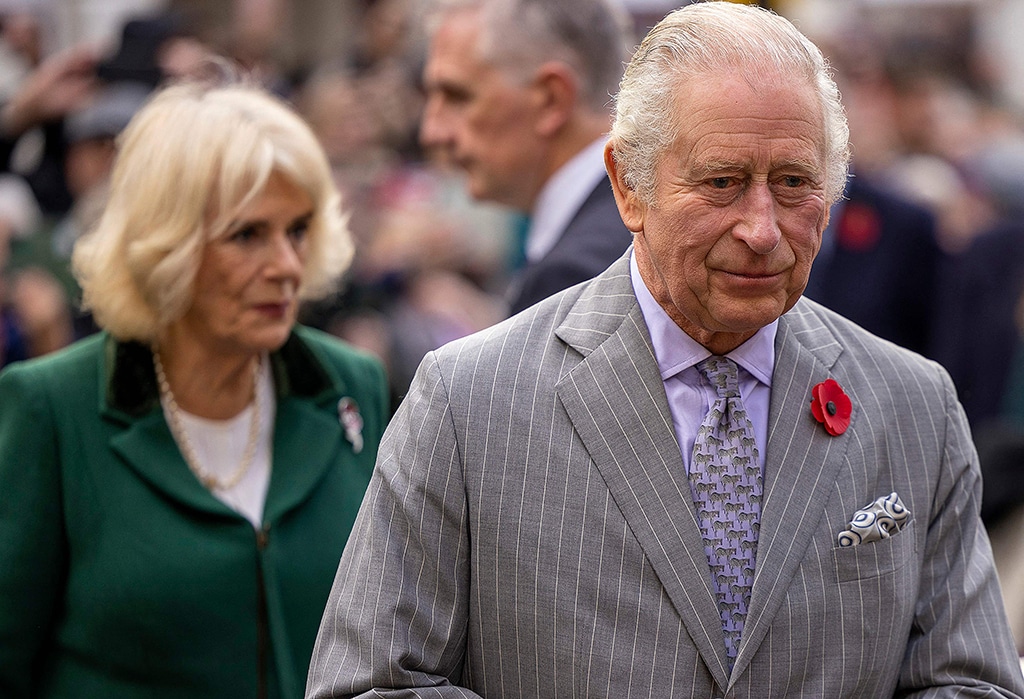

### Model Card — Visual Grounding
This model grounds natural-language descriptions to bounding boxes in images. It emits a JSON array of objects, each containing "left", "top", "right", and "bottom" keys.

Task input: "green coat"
[{"left": 0, "top": 326, "right": 389, "bottom": 698}]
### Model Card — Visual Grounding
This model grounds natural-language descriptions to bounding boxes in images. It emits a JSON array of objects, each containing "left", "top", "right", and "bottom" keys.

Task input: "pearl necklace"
[{"left": 153, "top": 350, "right": 262, "bottom": 491}]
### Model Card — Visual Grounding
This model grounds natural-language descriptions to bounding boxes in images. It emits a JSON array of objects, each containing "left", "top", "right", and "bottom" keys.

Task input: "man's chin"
[{"left": 466, "top": 178, "right": 495, "bottom": 204}]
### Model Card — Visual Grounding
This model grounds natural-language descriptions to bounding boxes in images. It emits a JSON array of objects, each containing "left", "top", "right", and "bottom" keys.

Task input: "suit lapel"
[
  {"left": 554, "top": 259, "right": 733, "bottom": 686},
  {"left": 731, "top": 300, "right": 854, "bottom": 680}
]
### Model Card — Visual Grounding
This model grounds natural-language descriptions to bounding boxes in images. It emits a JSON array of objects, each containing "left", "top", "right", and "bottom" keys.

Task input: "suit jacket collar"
[
  {"left": 100, "top": 330, "right": 350, "bottom": 525},
  {"left": 555, "top": 254, "right": 854, "bottom": 688}
]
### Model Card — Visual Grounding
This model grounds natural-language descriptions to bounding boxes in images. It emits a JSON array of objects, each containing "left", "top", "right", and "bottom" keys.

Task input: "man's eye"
[
  {"left": 440, "top": 86, "right": 472, "bottom": 105},
  {"left": 783, "top": 175, "right": 805, "bottom": 187},
  {"left": 710, "top": 177, "right": 732, "bottom": 189}
]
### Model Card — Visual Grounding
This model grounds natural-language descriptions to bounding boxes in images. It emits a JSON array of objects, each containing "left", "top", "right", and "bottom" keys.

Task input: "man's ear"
[
  {"left": 531, "top": 61, "right": 577, "bottom": 137},
  {"left": 604, "top": 140, "right": 646, "bottom": 232}
]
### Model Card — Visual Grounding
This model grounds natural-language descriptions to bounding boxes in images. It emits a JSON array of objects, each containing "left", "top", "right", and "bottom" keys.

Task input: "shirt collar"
[
  {"left": 525, "top": 136, "right": 609, "bottom": 263},
  {"left": 629, "top": 251, "right": 776, "bottom": 386}
]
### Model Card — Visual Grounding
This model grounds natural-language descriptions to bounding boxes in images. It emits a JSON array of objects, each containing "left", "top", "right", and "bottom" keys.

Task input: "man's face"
[
  {"left": 420, "top": 8, "right": 546, "bottom": 210},
  {"left": 611, "top": 70, "right": 830, "bottom": 354}
]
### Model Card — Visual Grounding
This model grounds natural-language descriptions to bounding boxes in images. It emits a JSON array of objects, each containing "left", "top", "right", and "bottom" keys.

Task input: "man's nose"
[
  {"left": 419, "top": 96, "right": 450, "bottom": 150},
  {"left": 734, "top": 183, "right": 782, "bottom": 255}
]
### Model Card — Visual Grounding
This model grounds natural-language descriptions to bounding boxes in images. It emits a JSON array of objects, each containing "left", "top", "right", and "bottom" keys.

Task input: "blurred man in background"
[{"left": 419, "top": 0, "right": 634, "bottom": 315}]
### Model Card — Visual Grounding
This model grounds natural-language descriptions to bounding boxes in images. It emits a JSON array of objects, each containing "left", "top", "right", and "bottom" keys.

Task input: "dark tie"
[{"left": 689, "top": 356, "right": 762, "bottom": 665}]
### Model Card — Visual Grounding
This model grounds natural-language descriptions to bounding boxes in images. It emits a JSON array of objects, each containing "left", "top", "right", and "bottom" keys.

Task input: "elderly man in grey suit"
[
  {"left": 308, "top": 3, "right": 1024, "bottom": 697},
  {"left": 418, "top": 0, "right": 634, "bottom": 315}
]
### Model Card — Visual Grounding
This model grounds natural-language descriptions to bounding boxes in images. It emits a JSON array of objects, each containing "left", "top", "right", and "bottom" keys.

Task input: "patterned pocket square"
[{"left": 837, "top": 492, "right": 909, "bottom": 547}]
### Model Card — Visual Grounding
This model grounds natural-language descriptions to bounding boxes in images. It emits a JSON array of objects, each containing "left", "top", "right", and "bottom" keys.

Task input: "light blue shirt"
[
  {"left": 629, "top": 252, "right": 776, "bottom": 476},
  {"left": 525, "top": 137, "right": 609, "bottom": 263}
]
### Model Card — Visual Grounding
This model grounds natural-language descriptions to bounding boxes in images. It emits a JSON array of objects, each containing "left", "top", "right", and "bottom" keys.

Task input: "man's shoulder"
[
  {"left": 558, "top": 177, "right": 632, "bottom": 251},
  {"left": 436, "top": 260, "right": 633, "bottom": 367},
  {"left": 436, "top": 291, "right": 578, "bottom": 360},
  {"left": 787, "top": 297, "right": 945, "bottom": 381}
]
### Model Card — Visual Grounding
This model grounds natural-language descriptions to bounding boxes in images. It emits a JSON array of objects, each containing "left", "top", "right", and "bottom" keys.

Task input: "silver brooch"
[{"left": 338, "top": 397, "right": 364, "bottom": 454}]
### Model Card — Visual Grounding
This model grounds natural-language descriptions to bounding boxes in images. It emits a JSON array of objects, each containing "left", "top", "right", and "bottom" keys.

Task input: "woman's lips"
[{"left": 254, "top": 301, "right": 291, "bottom": 318}]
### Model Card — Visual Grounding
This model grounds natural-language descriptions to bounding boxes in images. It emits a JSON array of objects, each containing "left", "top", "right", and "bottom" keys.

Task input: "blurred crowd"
[
  {"left": 2, "top": 0, "right": 1024, "bottom": 607},
  {"left": 0, "top": 0, "right": 520, "bottom": 414}
]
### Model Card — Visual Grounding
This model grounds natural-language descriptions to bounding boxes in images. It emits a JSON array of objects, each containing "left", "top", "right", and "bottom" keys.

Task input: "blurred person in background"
[
  {"left": 295, "top": 62, "right": 511, "bottom": 411},
  {"left": 347, "top": 0, "right": 426, "bottom": 161},
  {"left": 0, "top": 171, "right": 37, "bottom": 366},
  {"left": 0, "top": 40, "right": 93, "bottom": 216},
  {"left": 0, "top": 10, "right": 210, "bottom": 217},
  {"left": 296, "top": 45, "right": 512, "bottom": 410},
  {"left": 829, "top": 13, "right": 1024, "bottom": 656},
  {"left": 804, "top": 173, "right": 942, "bottom": 357},
  {"left": 802, "top": 42, "right": 944, "bottom": 359},
  {"left": 932, "top": 135, "right": 1024, "bottom": 452},
  {"left": 6, "top": 80, "right": 152, "bottom": 343},
  {"left": 931, "top": 137, "right": 1024, "bottom": 651},
  {"left": 419, "top": 0, "right": 634, "bottom": 315},
  {"left": 0, "top": 80, "right": 389, "bottom": 698},
  {"left": 0, "top": 10, "right": 217, "bottom": 362}
]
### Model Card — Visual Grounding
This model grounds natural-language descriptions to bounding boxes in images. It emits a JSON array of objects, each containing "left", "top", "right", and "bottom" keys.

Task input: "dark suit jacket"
[
  {"left": 0, "top": 326, "right": 389, "bottom": 699},
  {"left": 929, "top": 217, "right": 1024, "bottom": 525},
  {"left": 805, "top": 176, "right": 941, "bottom": 357},
  {"left": 507, "top": 176, "right": 632, "bottom": 315},
  {"left": 308, "top": 253, "right": 1023, "bottom": 698},
  {"left": 931, "top": 217, "right": 1024, "bottom": 429}
]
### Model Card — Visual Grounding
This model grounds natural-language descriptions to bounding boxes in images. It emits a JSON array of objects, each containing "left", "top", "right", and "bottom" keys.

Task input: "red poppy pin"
[{"left": 810, "top": 378, "right": 852, "bottom": 436}]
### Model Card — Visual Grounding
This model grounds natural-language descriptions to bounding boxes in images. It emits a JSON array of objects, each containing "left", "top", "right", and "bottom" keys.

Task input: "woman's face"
[{"left": 171, "top": 171, "right": 313, "bottom": 358}]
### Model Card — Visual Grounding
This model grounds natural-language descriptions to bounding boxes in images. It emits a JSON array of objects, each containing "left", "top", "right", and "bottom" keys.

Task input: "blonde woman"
[{"left": 0, "top": 81, "right": 388, "bottom": 698}]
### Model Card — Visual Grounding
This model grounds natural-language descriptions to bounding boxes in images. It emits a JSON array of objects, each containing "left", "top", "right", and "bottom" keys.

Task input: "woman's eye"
[
  {"left": 288, "top": 219, "right": 310, "bottom": 241},
  {"left": 229, "top": 224, "right": 259, "bottom": 243}
]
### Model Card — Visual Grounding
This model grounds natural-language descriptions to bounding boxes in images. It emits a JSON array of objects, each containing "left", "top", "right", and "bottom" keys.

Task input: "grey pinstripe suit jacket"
[{"left": 308, "top": 253, "right": 1024, "bottom": 698}]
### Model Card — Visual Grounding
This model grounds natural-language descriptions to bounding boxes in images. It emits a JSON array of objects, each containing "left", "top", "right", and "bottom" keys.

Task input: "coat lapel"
[
  {"left": 263, "top": 397, "right": 344, "bottom": 523},
  {"left": 101, "top": 331, "right": 348, "bottom": 526},
  {"left": 731, "top": 299, "right": 854, "bottom": 680},
  {"left": 102, "top": 338, "right": 238, "bottom": 519},
  {"left": 554, "top": 258, "right": 733, "bottom": 687},
  {"left": 108, "top": 411, "right": 237, "bottom": 518}
]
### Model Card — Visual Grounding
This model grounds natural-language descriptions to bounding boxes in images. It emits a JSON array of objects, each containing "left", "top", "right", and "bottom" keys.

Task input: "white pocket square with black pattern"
[{"left": 837, "top": 492, "right": 909, "bottom": 547}]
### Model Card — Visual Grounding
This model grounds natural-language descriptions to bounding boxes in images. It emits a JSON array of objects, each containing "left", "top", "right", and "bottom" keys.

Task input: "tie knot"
[{"left": 697, "top": 355, "right": 740, "bottom": 399}]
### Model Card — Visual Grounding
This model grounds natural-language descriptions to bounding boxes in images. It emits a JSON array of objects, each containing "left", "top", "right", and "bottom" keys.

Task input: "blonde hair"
[
  {"left": 72, "top": 81, "right": 354, "bottom": 342},
  {"left": 610, "top": 1, "right": 850, "bottom": 206}
]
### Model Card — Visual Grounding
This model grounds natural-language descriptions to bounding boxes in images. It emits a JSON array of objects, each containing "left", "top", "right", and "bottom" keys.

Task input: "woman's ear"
[{"left": 604, "top": 140, "right": 646, "bottom": 233}]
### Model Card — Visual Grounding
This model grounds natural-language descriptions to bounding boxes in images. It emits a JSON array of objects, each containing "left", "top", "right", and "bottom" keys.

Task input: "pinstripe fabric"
[{"left": 307, "top": 253, "right": 1024, "bottom": 698}]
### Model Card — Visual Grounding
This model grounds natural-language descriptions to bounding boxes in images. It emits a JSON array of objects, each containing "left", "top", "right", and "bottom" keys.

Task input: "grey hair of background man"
[
  {"left": 609, "top": 1, "right": 851, "bottom": 206},
  {"left": 424, "top": 0, "right": 634, "bottom": 113}
]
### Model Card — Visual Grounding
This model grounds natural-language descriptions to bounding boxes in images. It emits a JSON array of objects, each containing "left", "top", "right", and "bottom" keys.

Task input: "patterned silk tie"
[{"left": 690, "top": 356, "right": 762, "bottom": 666}]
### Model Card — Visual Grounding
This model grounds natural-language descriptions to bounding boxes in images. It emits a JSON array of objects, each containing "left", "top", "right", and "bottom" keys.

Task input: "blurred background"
[
  {"left": 4, "top": 0, "right": 1024, "bottom": 398},
  {"left": 3, "top": 2, "right": 1024, "bottom": 639}
]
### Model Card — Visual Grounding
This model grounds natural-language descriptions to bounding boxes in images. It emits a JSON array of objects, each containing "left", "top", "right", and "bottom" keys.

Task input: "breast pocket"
[{"left": 832, "top": 518, "right": 918, "bottom": 583}]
